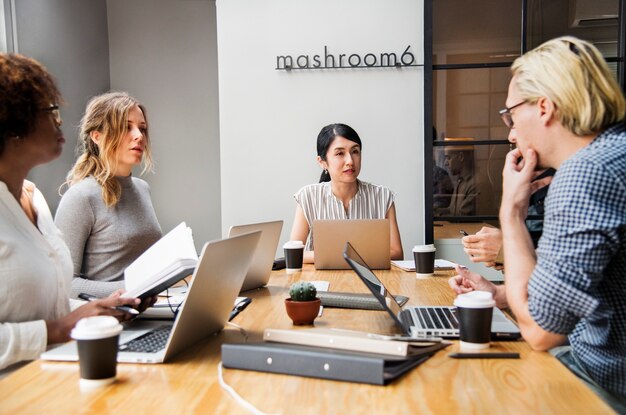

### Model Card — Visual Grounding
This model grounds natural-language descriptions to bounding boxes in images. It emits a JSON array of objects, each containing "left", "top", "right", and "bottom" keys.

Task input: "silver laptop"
[
  {"left": 41, "top": 231, "right": 261, "bottom": 364},
  {"left": 228, "top": 220, "right": 283, "bottom": 292},
  {"left": 314, "top": 219, "right": 390, "bottom": 270},
  {"left": 343, "top": 242, "right": 520, "bottom": 340}
]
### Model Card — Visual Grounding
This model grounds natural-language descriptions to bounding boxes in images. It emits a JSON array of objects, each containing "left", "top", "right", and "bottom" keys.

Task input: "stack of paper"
[
  {"left": 390, "top": 259, "right": 457, "bottom": 272},
  {"left": 390, "top": 260, "right": 415, "bottom": 271}
]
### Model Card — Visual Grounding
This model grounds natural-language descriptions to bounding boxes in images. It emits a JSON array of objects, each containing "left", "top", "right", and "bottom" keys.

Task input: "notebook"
[
  {"left": 314, "top": 219, "right": 390, "bottom": 270},
  {"left": 41, "top": 231, "right": 261, "bottom": 364},
  {"left": 228, "top": 219, "right": 283, "bottom": 292},
  {"left": 343, "top": 242, "right": 520, "bottom": 340}
]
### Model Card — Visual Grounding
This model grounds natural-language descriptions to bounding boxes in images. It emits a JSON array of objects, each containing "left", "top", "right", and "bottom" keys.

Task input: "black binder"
[{"left": 221, "top": 342, "right": 448, "bottom": 385}]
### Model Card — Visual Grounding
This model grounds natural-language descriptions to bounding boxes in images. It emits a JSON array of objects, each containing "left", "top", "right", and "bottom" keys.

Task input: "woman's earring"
[{"left": 324, "top": 169, "right": 328, "bottom": 175}]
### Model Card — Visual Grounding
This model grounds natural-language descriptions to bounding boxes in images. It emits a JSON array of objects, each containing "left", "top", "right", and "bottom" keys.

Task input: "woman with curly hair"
[{"left": 0, "top": 53, "right": 140, "bottom": 373}]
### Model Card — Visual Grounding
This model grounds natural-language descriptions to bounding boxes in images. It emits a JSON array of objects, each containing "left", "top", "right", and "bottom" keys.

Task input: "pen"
[
  {"left": 366, "top": 333, "right": 444, "bottom": 343},
  {"left": 229, "top": 297, "right": 252, "bottom": 321},
  {"left": 78, "top": 293, "right": 139, "bottom": 315},
  {"left": 459, "top": 230, "right": 475, "bottom": 259},
  {"left": 449, "top": 352, "right": 520, "bottom": 359}
]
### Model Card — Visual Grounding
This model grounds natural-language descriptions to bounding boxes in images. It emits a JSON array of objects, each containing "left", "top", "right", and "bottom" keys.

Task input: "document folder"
[
  {"left": 221, "top": 342, "right": 448, "bottom": 385},
  {"left": 263, "top": 328, "right": 446, "bottom": 357}
]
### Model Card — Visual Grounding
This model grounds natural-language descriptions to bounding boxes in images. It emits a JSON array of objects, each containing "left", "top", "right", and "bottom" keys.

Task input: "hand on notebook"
[
  {"left": 46, "top": 290, "right": 140, "bottom": 344},
  {"left": 448, "top": 265, "right": 508, "bottom": 309}
]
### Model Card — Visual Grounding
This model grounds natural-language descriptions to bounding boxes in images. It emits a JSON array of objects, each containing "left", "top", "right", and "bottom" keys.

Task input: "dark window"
[{"left": 425, "top": 0, "right": 625, "bottom": 243}]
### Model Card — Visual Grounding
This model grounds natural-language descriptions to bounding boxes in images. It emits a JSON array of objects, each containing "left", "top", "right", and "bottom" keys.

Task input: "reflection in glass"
[
  {"left": 436, "top": 141, "right": 477, "bottom": 216},
  {"left": 432, "top": 144, "right": 508, "bottom": 218},
  {"left": 430, "top": 0, "right": 623, "bottom": 233}
]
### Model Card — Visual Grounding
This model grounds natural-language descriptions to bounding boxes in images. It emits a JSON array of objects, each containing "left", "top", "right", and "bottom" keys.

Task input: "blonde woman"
[{"left": 55, "top": 92, "right": 162, "bottom": 299}]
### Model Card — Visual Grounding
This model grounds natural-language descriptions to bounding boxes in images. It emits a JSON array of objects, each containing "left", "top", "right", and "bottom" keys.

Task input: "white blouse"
[
  {"left": 294, "top": 180, "right": 395, "bottom": 251},
  {"left": 0, "top": 180, "right": 72, "bottom": 371}
]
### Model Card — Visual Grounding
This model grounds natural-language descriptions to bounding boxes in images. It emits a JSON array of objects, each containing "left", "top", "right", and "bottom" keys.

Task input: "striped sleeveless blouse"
[{"left": 294, "top": 180, "right": 395, "bottom": 251}]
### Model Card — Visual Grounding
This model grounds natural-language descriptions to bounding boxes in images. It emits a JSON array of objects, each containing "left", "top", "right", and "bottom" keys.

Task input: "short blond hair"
[
  {"left": 63, "top": 92, "right": 154, "bottom": 207},
  {"left": 511, "top": 36, "right": 625, "bottom": 136}
]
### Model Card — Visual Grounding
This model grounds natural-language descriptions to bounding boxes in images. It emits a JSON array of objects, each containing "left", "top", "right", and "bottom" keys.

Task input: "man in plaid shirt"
[
  {"left": 501, "top": 36, "right": 626, "bottom": 412},
  {"left": 451, "top": 36, "right": 626, "bottom": 413}
]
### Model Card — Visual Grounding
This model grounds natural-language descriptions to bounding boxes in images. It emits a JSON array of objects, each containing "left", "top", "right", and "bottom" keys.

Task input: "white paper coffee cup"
[
  {"left": 413, "top": 244, "right": 436, "bottom": 278},
  {"left": 454, "top": 291, "right": 495, "bottom": 350},
  {"left": 71, "top": 316, "right": 123, "bottom": 388},
  {"left": 283, "top": 240, "right": 305, "bottom": 273}
]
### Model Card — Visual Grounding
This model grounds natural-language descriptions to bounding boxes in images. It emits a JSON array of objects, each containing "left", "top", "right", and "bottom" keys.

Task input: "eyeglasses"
[
  {"left": 498, "top": 100, "right": 526, "bottom": 129},
  {"left": 41, "top": 104, "right": 61, "bottom": 124}
]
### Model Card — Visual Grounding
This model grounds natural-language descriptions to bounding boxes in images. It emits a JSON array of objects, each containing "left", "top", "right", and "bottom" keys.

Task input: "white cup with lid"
[
  {"left": 454, "top": 291, "right": 496, "bottom": 350},
  {"left": 283, "top": 240, "right": 305, "bottom": 273},
  {"left": 71, "top": 316, "right": 123, "bottom": 389},
  {"left": 412, "top": 244, "right": 437, "bottom": 278}
]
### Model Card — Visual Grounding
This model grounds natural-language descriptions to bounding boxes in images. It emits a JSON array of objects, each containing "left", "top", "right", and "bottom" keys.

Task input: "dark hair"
[
  {"left": 317, "top": 123, "right": 362, "bottom": 182},
  {"left": 0, "top": 53, "right": 62, "bottom": 155}
]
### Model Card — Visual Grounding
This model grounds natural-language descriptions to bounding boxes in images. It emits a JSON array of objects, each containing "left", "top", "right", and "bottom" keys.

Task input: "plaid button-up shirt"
[{"left": 528, "top": 123, "right": 626, "bottom": 399}]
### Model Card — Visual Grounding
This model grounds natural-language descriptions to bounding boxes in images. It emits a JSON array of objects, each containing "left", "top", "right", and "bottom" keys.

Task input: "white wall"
[
  {"left": 216, "top": 0, "right": 425, "bottom": 258},
  {"left": 107, "top": 0, "right": 222, "bottom": 250}
]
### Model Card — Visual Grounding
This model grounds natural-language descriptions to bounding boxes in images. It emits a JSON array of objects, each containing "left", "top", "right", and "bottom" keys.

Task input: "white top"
[
  {"left": 294, "top": 180, "right": 394, "bottom": 251},
  {"left": 0, "top": 180, "right": 72, "bottom": 371}
]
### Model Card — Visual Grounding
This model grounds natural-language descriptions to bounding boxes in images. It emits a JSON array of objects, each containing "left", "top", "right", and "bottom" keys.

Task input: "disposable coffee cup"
[
  {"left": 71, "top": 316, "right": 123, "bottom": 389},
  {"left": 413, "top": 244, "right": 436, "bottom": 278},
  {"left": 454, "top": 291, "right": 495, "bottom": 350},
  {"left": 283, "top": 240, "right": 304, "bottom": 274}
]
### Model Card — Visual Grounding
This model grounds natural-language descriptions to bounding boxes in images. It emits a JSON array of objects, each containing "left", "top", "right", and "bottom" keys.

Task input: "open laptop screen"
[
  {"left": 314, "top": 219, "right": 390, "bottom": 270},
  {"left": 343, "top": 241, "right": 408, "bottom": 332}
]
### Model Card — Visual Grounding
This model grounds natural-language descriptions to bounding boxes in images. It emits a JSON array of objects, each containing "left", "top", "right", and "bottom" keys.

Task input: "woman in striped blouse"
[{"left": 290, "top": 123, "right": 403, "bottom": 263}]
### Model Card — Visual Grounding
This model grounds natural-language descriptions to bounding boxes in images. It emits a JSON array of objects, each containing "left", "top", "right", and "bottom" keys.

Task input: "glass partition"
[{"left": 427, "top": 0, "right": 624, "bottom": 243}]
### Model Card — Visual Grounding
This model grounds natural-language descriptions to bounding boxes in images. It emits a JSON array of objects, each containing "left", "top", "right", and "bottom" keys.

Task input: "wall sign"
[{"left": 276, "top": 45, "right": 422, "bottom": 70}]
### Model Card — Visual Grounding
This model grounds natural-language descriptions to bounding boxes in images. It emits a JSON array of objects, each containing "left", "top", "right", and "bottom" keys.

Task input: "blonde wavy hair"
[
  {"left": 63, "top": 92, "right": 154, "bottom": 207},
  {"left": 511, "top": 36, "right": 626, "bottom": 136}
]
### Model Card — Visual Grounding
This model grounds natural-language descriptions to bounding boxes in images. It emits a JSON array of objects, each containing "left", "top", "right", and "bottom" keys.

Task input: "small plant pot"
[{"left": 284, "top": 298, "right": 321, "bottom": 325}]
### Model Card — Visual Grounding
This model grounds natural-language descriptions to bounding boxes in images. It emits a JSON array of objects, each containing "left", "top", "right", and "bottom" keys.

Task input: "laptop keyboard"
[
  {"left": 119, "top": 326, "right": 172, "bottom": 353},
  {"left": 317, "top": 291, "right": 409, "bottom": 311},
  {"left": 402, "top": 307, "right": 459, "bottom": 330}
]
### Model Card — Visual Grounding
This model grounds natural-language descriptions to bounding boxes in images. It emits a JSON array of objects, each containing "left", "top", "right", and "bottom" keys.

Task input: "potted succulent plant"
[{"left": 284, "top": 281, "right": 321, "bottom": 325}]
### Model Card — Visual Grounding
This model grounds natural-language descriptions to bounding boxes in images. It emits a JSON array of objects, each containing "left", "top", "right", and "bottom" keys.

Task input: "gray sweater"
[{"left": 55, "top": 176, "right": 162, "bottom": 299}]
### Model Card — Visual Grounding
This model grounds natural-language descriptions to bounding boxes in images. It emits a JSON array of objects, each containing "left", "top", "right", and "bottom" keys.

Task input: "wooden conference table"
[{"left": 0, "top": 266, "right": 613, "bottom": 414}]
